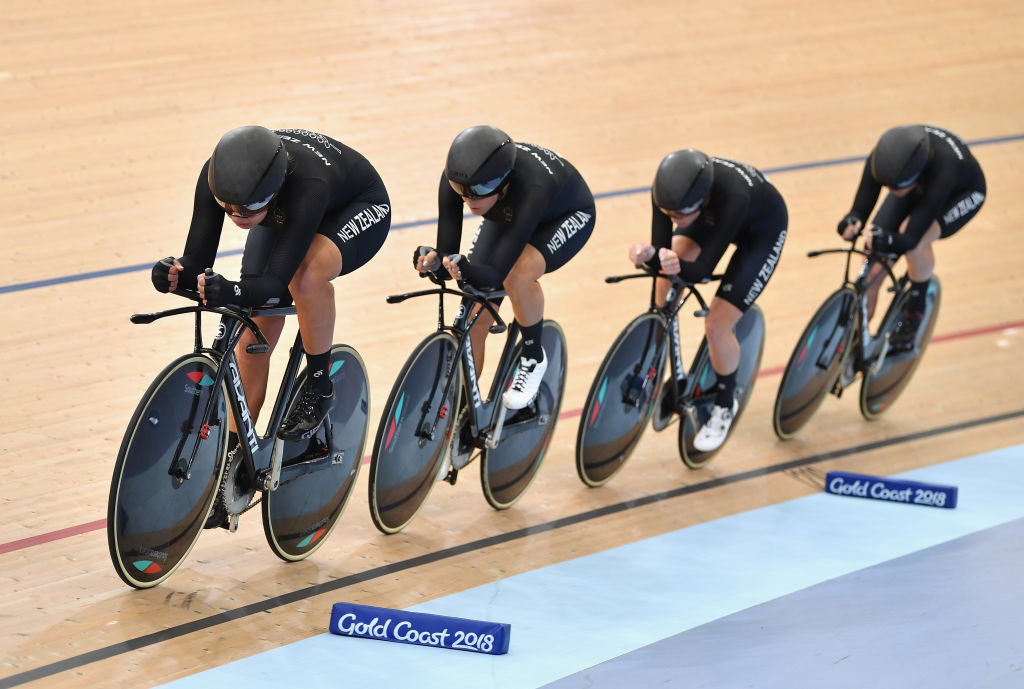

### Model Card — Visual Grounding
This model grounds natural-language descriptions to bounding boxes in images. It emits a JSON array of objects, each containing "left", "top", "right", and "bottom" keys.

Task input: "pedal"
[
  {"left": 486, "top": 406, "right": 509, "bottom": 449},
  {"left": 622, "top": 374, "right": 644, "bottom": 407},
  {"left": 227, "top": 514, "right": 240, "bottom": 533},
  {"left": 170, "top": 456, "right": 190, "bottom": 482},
  {"left": 444, "top": 467, "right": 459, "bottom": 485},
  {"left": 508, "top": 403, "right": 539, "bottom": 426},
  {"left": 682, "top": 404, "right": 700, "bottom": 430},
  {"left": 651, "top": 382, "right": 679, "bottom": 432},
  {"left": 452, "top": 446, "right": 474, "bottom": 471},
  {"left": 265, "top": 437, "right": 284, "bottom": 491},
  {"left": 869, "top": 337, "right": 890, "bottom": 376}
]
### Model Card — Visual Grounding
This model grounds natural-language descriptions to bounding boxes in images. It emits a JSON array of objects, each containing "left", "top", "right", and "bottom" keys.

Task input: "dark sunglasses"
[{"left": 448, "top": 174, "right": 508, "bottom": 199}]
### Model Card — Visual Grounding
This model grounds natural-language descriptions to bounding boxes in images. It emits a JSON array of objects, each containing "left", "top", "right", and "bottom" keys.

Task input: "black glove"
[
  {"left": 151, "top": 257, "right": 177, "bottom": 292},
  {"left": 836, "top": 213, "right": 862, "bottom": 237},
  {"left": 446, "top": 254, "right": 467, "bottom": 282},
  {"left": 413, "top": 245, "right": 441, "bottom": 274},
  {"left": 202, "top": 271, "right": 244, "bottom": 306}
]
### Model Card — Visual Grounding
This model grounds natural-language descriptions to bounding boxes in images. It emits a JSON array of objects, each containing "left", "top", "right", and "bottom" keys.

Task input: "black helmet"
[
  {"left": 870, "top": 125, "right": 930, "bottom": 188},
  {"left": 652, "top": 149, "right": 714, "bottom": 214},
  {"left": 208, "top": 126, "right": 288, "bottom": 212},
  {"left": 445, "top": 125, "right": 516, "bottom": 198}
]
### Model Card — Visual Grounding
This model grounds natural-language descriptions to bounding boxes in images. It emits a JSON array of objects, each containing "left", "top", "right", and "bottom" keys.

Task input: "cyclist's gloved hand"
[
  {"left": 837, "top": 213, "right": 863, "bottom": 240},
  {"left": 657, "top": 247, "right": 680, "bottom": 275},
  {"left": 443, "top": 253, "right": 466, "bottom": 282},
  {"left": 200, "top": 270, "right": 244, "bottom": 306},
  {"left": 628, "top": 242, "right": 655, "bottom": 267},
  {"left": 413, "top": 245, "right": 441, "bottom": 275},
  {"left": 151, "top": 257, "right": 178, "bottom": 293}
]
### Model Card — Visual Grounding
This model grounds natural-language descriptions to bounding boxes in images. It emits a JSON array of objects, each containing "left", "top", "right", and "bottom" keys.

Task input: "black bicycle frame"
[
  {"left": 385, "top": 276, "right": 513, "bottom": 450},
  {"left": 806, "top": 246, "right": 902, "bottom": 374},
  {"left": 130, "top": 296, "right": 306, "bottom": 492},
  {"left": 605, "top": 269, "right": 713, "bottom": 415}
]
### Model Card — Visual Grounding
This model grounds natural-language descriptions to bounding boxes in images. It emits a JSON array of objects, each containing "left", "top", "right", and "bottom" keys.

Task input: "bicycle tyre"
[
  {"left": 773, "top": 287, "right": 857, "bottom": 439},
  {"left": 860, "top": 277, "right": 942, "bottom": 419},
  {"left": 263, "top": 344, "right": 370, "bottom": 561},
  {"left": 481, "top": 321, "right": 567, "bottom": 509},
  {"left": 368, "top": 332, "right": 461, "bottom": 534},
  {"left": 107, "top": 354, "right": 229, "bottom": 588},
  {"left": 575, "top": 313, "right": 668, "bottom": 487},
  {"left": 679, "top": 304, "right": 766, "bottom": 469}
]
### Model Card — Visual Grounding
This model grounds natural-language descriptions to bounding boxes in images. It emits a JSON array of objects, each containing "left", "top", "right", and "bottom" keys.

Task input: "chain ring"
[{"left": 446, "top": 410, "right": 475, "bottom": 472}]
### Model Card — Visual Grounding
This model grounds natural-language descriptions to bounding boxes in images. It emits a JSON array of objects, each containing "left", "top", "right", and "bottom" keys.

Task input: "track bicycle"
[
  {"left": 575, "top": 265, "right": 765, "bottom": 486},
  {"left": 106, "top": 287, "right": 369, "bottom": 589},
  {"left": 367, "top": 272, "right": 567, "bottom": 534},
  {"left": 772, "top": 241, "right": 941, "bottom": 439}
]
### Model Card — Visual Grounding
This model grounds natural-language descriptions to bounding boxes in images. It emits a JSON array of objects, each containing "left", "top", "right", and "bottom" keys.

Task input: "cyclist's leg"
[
  {"left": 503, "top": 207, "right": 595, "bottom": 408},
  {"left": 503, "top": 245, "right": 546, "bottom": 327},
  {"left": 234, "top": 316, "right": 287, "bottom": 427},
  {"left": 281, "top": 197, "right": 390, "bottom": 438},
  {"left": 863, "top": 261, "right": 889, "bottom": 320},
  {"left": 290, "top": 235, "right": 343, "bottom": 358},
  {"left": 905, "top": 179, "right": 986, "bottom": 284},
  {"left": 468, "top": 304, "right": 495, "bottom": 376},
  {"left": 888, "top": 219, "right": 940, "bottom": 350},
  {"left": 705, "top": 298, "right": 743, "bottom": 379},
  {"left": 700, "top": 190, "right": 784, "bottom": 396},
  {"left": 890, "top": 181, "right": 985, "bottom": 349},
  {"left": 902, "top": 219, "right": 941, "bottom": 283},
  {"left": 499, "top": 246, "right": 547, "bottom": 409},
  {"left": 695, "top": 201, "right": 786, "bottom": 451},
  {"left": 298, "top": 196, "right": 391, "bottom": 360}
]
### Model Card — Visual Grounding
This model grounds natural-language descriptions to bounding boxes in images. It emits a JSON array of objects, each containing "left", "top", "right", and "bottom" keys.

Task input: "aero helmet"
[
  {"left": 208, "top": 126, "right": 288, "bottom": 214},
  {"left": 445, "top": 125, "right": 516, "bottom": 198},
  {"left": 652, "top": 149, "right": 714, "bottom": 214},
  {"left": 870, "top": 125, "right": 930, "bottom": 188}
]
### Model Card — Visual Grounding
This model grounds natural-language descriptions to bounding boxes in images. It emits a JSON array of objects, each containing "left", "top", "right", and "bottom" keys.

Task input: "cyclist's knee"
[
  {"left": 704, "top": 301, "right": 742, "bottom": 343},
  {"left": 906, "top": 222, "right": 941, "bottom": 252},
  {"left": 289, "top": 265, "right": 334, "bottom": 301},
  {"left": 291, "top": 237, "right": 342, "bottom": 297},
  {"left": 504, "top": 246, "right": 545, "bottom": 291}
]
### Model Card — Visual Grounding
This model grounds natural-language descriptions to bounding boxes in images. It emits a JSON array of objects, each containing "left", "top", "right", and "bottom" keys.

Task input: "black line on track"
[{"left": 3, "top": 407, "right": 1022, "bottom": 688}]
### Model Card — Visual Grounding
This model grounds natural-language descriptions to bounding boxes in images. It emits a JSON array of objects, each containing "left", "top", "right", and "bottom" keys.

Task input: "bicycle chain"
[{"left": 217, "top": 447, "right": 261, "bottom": 516}]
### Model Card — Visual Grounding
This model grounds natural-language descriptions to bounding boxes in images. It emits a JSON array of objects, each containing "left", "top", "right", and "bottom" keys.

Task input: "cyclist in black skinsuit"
[
  {"left": 629, "top": 150, "right": 788, "bottom": 452},
  {"left": 151, "top": 126, "right": 391, "bottom": 446},
  {"left": 837, "top": 124, "right": 986, "bottom": 351},
  {"left": 415, "top": 125, "right": 596, "bottom": 409}
]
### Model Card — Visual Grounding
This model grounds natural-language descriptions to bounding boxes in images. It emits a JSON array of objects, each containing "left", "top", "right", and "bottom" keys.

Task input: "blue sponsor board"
[
  {"left": 825, "top": 471, "right": 957, "bottom": 509},
  {"left": 329, "top": 602, "right": 511, "bottom": 655}
]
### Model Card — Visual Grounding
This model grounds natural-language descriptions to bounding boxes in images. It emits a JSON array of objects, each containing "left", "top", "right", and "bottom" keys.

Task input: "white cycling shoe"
[
  {"left": 693, "top": 398, "right": 739, "bottom": 452},
  {"left": 502, "top": 352, "right": 548, "bottom": 410}
]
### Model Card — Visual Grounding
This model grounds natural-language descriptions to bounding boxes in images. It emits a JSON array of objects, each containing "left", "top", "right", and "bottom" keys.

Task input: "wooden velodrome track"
[{"left": 2, "top": 0, "right": 1023, "bottom": 686}]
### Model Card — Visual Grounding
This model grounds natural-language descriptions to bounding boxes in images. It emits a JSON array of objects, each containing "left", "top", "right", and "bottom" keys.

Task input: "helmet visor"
[
  {"left": 214, "top": 191, "right": 276, "bottom": 217},
  {"left": 448, "top": 173, "right": 509, "bottom": 199},
  {"left": 891, "top": 169, "right": 922, "bottom": 189},
  {"left": 658, "top": 197, "right": 704, "bottom": 216}
]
